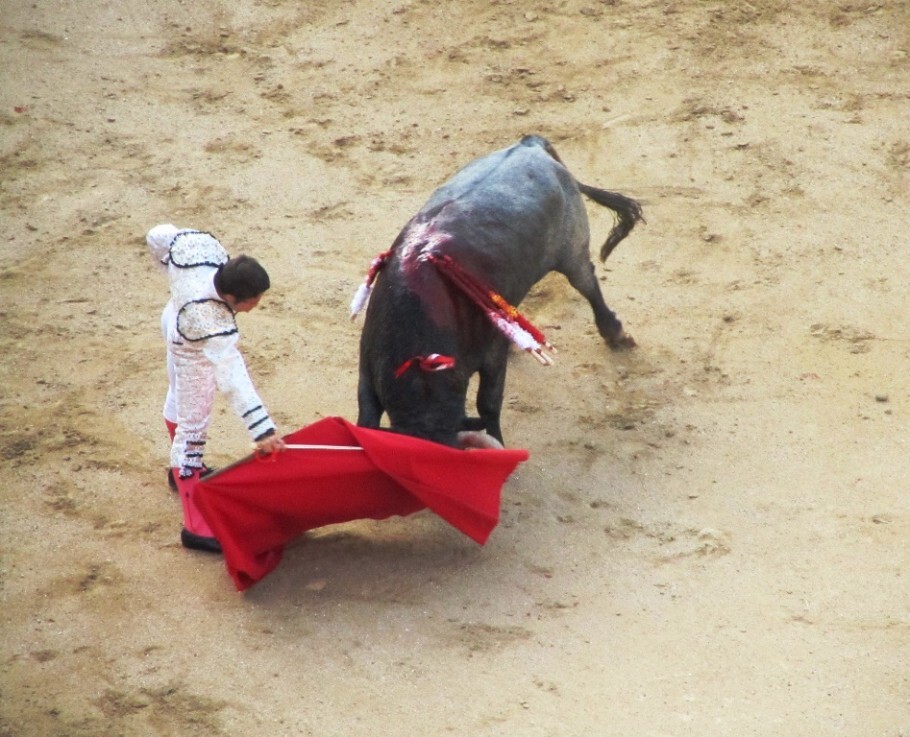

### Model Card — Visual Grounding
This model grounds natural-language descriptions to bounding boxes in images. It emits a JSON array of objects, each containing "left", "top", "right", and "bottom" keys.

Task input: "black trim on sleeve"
[{"left": 248, "top": 416, "right": 269, "bottom": 431}]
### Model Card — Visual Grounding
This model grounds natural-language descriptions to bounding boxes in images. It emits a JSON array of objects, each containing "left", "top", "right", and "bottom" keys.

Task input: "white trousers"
[{"left": 161, "top": 302, "right": 215, "bottom": 473}]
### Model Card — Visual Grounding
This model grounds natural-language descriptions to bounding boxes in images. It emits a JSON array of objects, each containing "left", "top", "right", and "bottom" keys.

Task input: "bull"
[{"left": 352, "top": 134, "right": 643, "bottom": 448}]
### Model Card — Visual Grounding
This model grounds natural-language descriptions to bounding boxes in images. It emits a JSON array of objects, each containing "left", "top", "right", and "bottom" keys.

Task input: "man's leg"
[
  {"left": 171, "top": 345, "right": 220, "bottom": 552},
  {"left": 165, "top": 420, "right": 178, "bottom": 491},
  {"left": 163, "top": 304, "right": 179, "bottom": 489}
]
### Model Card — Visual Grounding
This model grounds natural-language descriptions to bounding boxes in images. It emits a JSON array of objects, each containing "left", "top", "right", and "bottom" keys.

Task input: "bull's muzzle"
[{"left": 456, "top": 430, "right": 504, "bottom": 451}]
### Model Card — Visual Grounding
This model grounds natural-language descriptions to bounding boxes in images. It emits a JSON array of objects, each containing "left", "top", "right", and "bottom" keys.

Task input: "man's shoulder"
[
  {"left": 176, "top": 299, "right": 237, "bottom": 342},
  {"left": 168, "top": 231, "right": 229, "bottom": 269}
]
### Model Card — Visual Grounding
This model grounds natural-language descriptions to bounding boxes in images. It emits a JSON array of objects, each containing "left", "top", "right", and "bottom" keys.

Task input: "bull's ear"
[{"left": 456, "top": 431, "right": 504, "bottom": 451}]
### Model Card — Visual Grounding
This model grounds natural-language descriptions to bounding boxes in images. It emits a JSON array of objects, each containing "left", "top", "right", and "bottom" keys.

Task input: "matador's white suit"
[{"left": 146, "top": 224, "right": 276, "bottom": 478}]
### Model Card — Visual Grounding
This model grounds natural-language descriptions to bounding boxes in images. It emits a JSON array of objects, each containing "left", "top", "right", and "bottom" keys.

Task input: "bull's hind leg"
[{"left": 564, "top": 259, "right": 635, "bottom": 349}]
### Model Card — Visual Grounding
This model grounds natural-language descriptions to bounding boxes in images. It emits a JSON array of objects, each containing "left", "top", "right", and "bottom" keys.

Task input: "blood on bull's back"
[{"left": 352, "top": 134, "right": 643, "bottom": 448}]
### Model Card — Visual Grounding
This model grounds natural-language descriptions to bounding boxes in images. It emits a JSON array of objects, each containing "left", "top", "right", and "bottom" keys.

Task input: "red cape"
[{"left": 191, "top": 417, "right": 529, "bottom": 590}]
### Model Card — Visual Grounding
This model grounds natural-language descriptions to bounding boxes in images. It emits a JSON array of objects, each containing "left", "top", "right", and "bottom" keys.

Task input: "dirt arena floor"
[{"left": 2, "top": 1, "right": 909, "bottom": 735}]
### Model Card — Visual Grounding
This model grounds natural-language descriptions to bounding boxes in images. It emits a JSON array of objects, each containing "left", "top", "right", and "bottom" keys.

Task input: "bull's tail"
[
  {"left": 577, "top": 183, "right": 644, "bottom": 262},
  {"left": 526, "top": 135, "right": 643, "bottom": 261}
]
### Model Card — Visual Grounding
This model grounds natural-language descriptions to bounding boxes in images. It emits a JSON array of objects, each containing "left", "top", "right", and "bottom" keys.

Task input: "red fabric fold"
[{"left": 192, "top": 417, "right": 529, "bottom": 590}]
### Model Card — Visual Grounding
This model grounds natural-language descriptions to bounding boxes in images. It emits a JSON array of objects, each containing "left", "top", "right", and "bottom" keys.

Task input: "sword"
[{"left": 282, "top": 444, "right": 363, "bottom": 451}]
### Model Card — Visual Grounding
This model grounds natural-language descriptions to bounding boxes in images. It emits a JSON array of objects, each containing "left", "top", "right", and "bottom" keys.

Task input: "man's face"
[{"left": 225, "top": 294, "right": 263, "bottom": 313}]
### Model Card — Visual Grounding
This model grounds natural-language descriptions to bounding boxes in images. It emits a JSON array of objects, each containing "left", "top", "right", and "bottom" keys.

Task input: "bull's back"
[{"left": 417, "top": 138, "right": 586, "bottom": 295}]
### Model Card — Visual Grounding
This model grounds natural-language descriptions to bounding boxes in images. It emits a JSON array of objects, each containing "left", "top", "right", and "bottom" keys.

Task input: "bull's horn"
[{"left": 456, "top": 431, "right": 505, "bottom": 451}]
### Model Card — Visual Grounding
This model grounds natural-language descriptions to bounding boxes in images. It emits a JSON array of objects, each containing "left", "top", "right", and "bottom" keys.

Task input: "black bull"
[{"left": 355, "top": 134, "right": 643, "bottom": 448}]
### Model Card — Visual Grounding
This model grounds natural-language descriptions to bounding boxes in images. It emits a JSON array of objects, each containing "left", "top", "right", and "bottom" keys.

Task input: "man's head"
[{"left": 215, "top": 255, "right": 271, "bottom": 312}]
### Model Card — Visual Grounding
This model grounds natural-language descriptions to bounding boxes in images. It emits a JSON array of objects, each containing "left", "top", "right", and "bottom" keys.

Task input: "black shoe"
[
  {"left": 180, "top": 528, "right": 222, "bottom": 554},
  {"left": 169, "top": 465, "right": 217, "bottom": 490}
]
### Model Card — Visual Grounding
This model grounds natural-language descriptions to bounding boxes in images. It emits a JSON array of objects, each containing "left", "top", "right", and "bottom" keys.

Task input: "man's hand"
[{"left": 254, "top": 434, "right": 286, "bottom": 456}]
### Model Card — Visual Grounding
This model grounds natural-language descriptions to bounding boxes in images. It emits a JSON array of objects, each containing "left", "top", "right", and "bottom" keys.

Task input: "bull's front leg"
[
  {"left": 356, "top": 370, "right": 384, "bottom": 428},
  {"left": 475, "top": 348, "right": 509, "bottom": 445}
]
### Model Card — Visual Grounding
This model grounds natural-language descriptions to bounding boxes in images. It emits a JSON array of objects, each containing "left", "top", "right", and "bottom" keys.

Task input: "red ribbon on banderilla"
[
  {"left": 350, "top": 246, "right": 556, "bottom": 368},
  {"left": 421, "top": 252, "right": 556, "bottom": 365},
  {"left": 349, "top": 248, "right": 392, "bottom": 320},
  {"left": 394, "top": 353, "right": 456, "bottom": 378}
]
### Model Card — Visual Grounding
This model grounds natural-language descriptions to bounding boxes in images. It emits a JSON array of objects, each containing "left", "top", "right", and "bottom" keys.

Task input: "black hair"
[{"left": 214, "top": 255, "right": 271, "bottom": 302}]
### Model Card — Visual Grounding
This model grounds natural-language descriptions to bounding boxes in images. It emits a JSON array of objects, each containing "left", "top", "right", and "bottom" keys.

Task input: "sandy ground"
[{"left": 2, "top": 1, "right": 909, "bottom": 735}]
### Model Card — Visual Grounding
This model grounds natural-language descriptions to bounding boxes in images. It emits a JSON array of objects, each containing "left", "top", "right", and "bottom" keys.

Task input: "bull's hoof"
[{"left": 608, "top": 331, "right": 637, "bottom": 350}]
